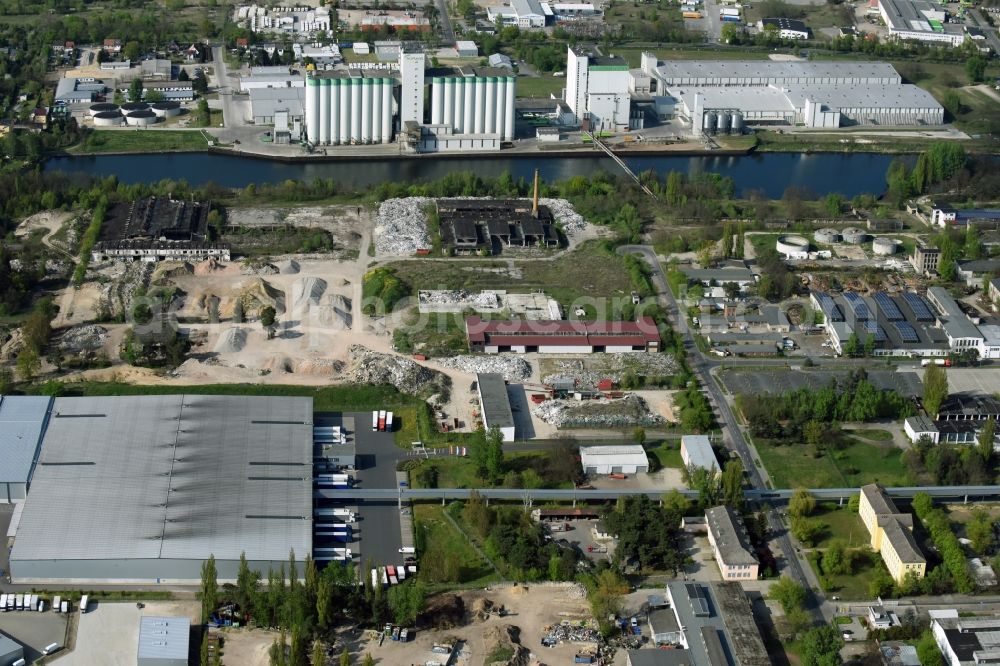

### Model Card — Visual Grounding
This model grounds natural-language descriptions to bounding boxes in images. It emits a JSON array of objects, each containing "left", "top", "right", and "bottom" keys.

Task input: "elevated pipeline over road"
[{"left": 315, "top": 485, "right": 1000, "bottom": 503}]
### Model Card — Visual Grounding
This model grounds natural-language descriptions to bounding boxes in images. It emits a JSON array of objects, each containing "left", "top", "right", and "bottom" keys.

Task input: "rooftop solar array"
[
  {"left": 858, "top": 320, "right": 887, "bottom": 342},
  {"left": 686, "top": 583, "right": 712, "bottom": 617},
  {"left": 873, "top": 292, "right": 904, "bottom": 321},
  {"left": 844, "top": 292, "right": 871, "bottom": 321},
  {"left": 903, "top": 293, "right": 935, "bottom": 321},
  {"left": 894, "top": 321, "right": 920, "bottom": 343},
  {"left": 816, "top": 293, "right": 844, "bottom": 322}
]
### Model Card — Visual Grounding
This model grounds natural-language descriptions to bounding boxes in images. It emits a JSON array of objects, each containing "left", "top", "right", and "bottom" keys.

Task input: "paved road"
[
  {"left": 618, "top": 245, "right": 828, "bottom": 622},
  {"left": 212, "top": 45, "right": 246, "bottom": 128},
  {"left": 349, "top": 412, "right": 405, "bottom": 568},
  {"left": 434, "top": 0, "right": 455, "bottom": 45},
  {"left": 969, "top": 10, "right": 1000, "bottom": 54}
]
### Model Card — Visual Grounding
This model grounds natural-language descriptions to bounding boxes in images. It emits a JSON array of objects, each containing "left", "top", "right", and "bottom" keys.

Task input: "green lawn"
[
  {"left": 389, "top": 241, "right": 634, "bottom": 315},
  {"left": 648, "top": 441, "right": 684, "bottom": 470},
  {"left": 70, "top": 129, "right": 210, "bottom": 154},
  {"left": 612, "top": 47, "right": 772, "bottom": 68},
  {"left": 812, "top": 503, "right": 868, "bottom": 550},
  {"left": 848, "top": 428, "right": 894, "bottom": 442},
  {"left": 807, "top": 549, "right": 883, "bottom": 600},
  {"left": 393, "top": 310, "right": 469, "bottom": 358},
  {"left": 414, "top": 502, "right": 499, "bottom": 585},
  {"left": 409, "top": 451, "right": 573, "bottom": 489},
  {"left": 892, "top": 60, "right": 1000, "bottom": 137},
  {"left": 755, "top": 435, "right": 910, "bottom": 489},
  {"left": 516, "top": 75, "right": 566, "bottom": 99}
]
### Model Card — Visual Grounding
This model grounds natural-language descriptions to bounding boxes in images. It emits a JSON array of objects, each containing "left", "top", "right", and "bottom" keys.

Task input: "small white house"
[
  {"left": 352, "top": 42, "right": 370, "bottom": 56},
  {"left": 904, "top": 416, "right": 940, "bottom": 444},
  {"left": 580, "top": 445, "right": 648, "bottom": 475}
]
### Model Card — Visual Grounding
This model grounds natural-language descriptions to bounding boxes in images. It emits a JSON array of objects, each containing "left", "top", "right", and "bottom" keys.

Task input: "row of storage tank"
[
  {"left": 814, "top": 227, "right": 901, "bottom": 254},
  {"left": 305, "top": 77, "right": 395, "bottom": 146},
  {"left": 702, "top": 110, "right": 745, "bottom": 136},
  {"left": 88, "top": 102, "right": 181, "bottom": 126},
  {"left": 430, "top": 76, "right": 516, "bottom": 141}
]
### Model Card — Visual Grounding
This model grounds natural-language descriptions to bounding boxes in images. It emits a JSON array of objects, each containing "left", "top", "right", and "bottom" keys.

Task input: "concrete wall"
[{"left": 11, "top": 557, "right": 298, "bottom": 585}]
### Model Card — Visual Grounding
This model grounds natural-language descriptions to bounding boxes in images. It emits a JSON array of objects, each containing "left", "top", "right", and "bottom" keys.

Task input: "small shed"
[
  {"left": 353, "top": 42, "right": 371, "bottom": 55},
  {"left": 455, "top": 40, "right": 478, "bottom": 57},
  {"left": 138, "top": 616, "right": 190, "bottom": 666}
]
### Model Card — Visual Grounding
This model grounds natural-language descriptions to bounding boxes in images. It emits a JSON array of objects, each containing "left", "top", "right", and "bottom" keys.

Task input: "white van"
[
  {"left": 79, "top": 595, "right": 89, "bottom": 613},
  {"left": 53, "top": 595, "right": 62, "bottom": 612},
  {"left": 43, "top": 643, "right": 61, "bottom": 655}
]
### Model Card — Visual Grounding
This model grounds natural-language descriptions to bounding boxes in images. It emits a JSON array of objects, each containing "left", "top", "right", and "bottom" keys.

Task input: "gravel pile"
[
  {"left": 541, "top": 198, "right": 588, "bottom": 236},
  {"left": 435, "top": 355, "right": 532, "bottom": 382},
  {"left": 374, "top": 197, "right": 431, "bottom": 255},
  {"left": 241, "top": 261, "right": 279, "bottom": 276},
  {"left": 418, "top": 289, "right": 501, "bottom": 310},
  {"left": 346, "top": 345, "right": 450, "bottom": 397},
  {"left": 59, "top": 325, "right": 109, "bottom": 353},
  {"left": 541, "top": 353, "right": 679, "bottom": 389},
  {"left": 214, "top": 327, "right": 248, "bottom": 353},
  {"left": 532, "top": 394, "right": 664, "bottom": 428}
]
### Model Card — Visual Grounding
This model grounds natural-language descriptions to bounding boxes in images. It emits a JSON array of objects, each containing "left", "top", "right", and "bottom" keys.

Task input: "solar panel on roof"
[
  {"left": 843, "top": 292, "right": 871, "bottom": 321},
  {"left": 895, "top": 322, "right": 919, "bottom": 343},
  {"left": 903, "top": 293, "right": 934, "bottom": 321},
  {"left": 685, "top": 583, "right": 711, "bottom": 617},
  {"left": 873, "top": 292, "right": 904, "bottom": 321},
  {"left": 858, "top": 320, "right": 886, "bottom": 342},
  {"left": 816, "top": 293, "right": 843, "bottom": 322}
]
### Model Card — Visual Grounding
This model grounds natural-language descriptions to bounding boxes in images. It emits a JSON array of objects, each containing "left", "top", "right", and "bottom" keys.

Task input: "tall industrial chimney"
[{"left": 532, "top": 168, "right": 540, "bottom": 218}]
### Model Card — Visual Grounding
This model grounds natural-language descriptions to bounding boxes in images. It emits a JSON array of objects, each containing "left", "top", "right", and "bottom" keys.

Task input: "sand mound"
[
  {"left": 214, "top": 327, "right": 248, "bottom": 353},
  {"left": 294, "top": 358, "right": 346, "bottom": 375},
  {"left": 277, "top": 259, "right": 300, "bottom": 274},
  {"left": 239, "top": 277, "right": 285, "bottom": 315},
  {"left": 153, "top": 261, "right": 194, "bottom": 281},
  {"left": 262, "top": 355, "right": 294, "bottom": 373},
  {"left": 291, "top": 277, "right": 327, "bottom": 313},
  {"left": 329, "top": 294, "right": 351, "bottom": 313},
  {"left": 194, "top": 257, "right": 225, "bottom": 275}
]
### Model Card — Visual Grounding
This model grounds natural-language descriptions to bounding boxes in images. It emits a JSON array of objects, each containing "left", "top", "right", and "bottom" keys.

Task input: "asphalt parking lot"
[
  {"left": 718, "top": 369, "right": 922, "bottom": 397},
  {"left": 0, "top": 607, "right": 68, "bottom": 663},
  {"left": 546, "top": 519, "right": 616, "bottom": 563},
  {"left": 350, "top": 411, "right": 404, "bottom": 569}
]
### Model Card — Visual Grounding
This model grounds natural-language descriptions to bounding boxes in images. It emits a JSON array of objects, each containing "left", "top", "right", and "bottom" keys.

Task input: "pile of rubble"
[
  {"left": 374, "top": 197, "right": 431, "bottom": 255},
  {"left": 435, "top": 355, "right": 531, "bottom": 382},
  {"left": 541, "top": 198, "right": 588, "bottom": 236},
  {"left": 58, "top": 325, "right": 109, "bottom": 354},
  {"left": 541, "top": 621, "right": 601, "bottom": 646},
  {"left": 484, "top": 625, "right": 530, "bottom": 666},
  {"left": 346, "top": 345, "right": 450, "bottom": 397},
  {"left": 532, "top": 394, "right": 664, "bottom": 428},
  {"left": 542, "top": 353, "right": 679, "bottom": 389},
  {"left": 418, "top": 289, "right": 501, "bottom": 311},
  {"left": 99, "top": 262, "right": 152, "bottom": 319},
  {"left": 241, "top": 260, "right": 279, "bottom": 276}
]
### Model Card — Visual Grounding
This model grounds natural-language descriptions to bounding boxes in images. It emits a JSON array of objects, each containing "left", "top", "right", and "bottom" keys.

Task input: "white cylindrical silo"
[
  {"left": 452, "top": 77, "right": 463, "bottom": 132},
  {"left": 330, "top": 79, "right": 342, "bottom": 144},
  {"left": 431, "top": 77, "right": 444, "bottom": 125},
  {"left": 318, "top": 78, "right": 331, "bottom": 145},
  {"left": 474, "top": 77, "right": 486, "bottom": 134},
  {"left": 306, "top": 75, "right": 320, "bottom": 144},
  {"left": 338, "top": 78, "right": 350, "bottom": 145},
  {"left": 361, "top": 79, "right": 373, "bottom": 144},
  {"left": 463, "top": 78, "right": 474, "bottom": 135},
  {"left": 372, "top": 78, "right": 383, "bottom": 144},
  {"left": 504, "top": 77, "right": 515, "bottom": 141},
  {"left": 495, "top": 76, "right": 506, "bottom": 139},
  {"left": 381, "top": 79, "right": 392, "bottom": 143},
  {"left": 484, "top": 77, "right": 497, "bottom": 135},
  {"left": 443, "top": 78, "right": 454, "bottom": 127},
  {"left": 350, "top": 79, "right": 361, "bottom": 144}
]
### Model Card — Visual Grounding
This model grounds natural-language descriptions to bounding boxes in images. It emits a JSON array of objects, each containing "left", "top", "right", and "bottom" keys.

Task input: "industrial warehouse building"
[
  {"left": 0, "top": 395, "right": 51, "bottom": 503},
  {"left": 878, "top": 0, "right": 967, "bottom": 46},
  {"left": 9, "top": 395, "right": 313, "bottom": 584},
  {"left": 466, "top": 316, "right": 661, "bottom": 353},
  {"left": 91, "top": 197, "right": 230, "bottom": 263},
  {"left": 567, "top": 47, "right": 634, "bottom": 132},
  {"left": 637, "top": 56, "right": 944, "bottom": 133},
  {"left": 138, "top": 616, "right": 190, "bottom": 666},
  {"left": 0, "top": 634, "right": 24, "bottom": 666},
  {"left": 680, "top": 435, "right": 720, "bottom": 475},
  {"left": 580, "top": 445, "right": 649, "bottom": 475},
  {"left": 477, "top": 373, "right": 516, "bottom": 442}
]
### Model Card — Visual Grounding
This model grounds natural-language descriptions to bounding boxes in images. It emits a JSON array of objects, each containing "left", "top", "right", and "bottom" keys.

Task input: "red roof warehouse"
[{"left": 465, "top": 316, "right": 660, "bottom": 353}]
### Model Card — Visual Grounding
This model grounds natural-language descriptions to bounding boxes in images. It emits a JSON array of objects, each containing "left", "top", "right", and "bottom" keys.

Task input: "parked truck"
[
  {"left": 386, "top": 411, "right": 394, "bottom": 432},
  {"left": 53, "top": 596, "right": 62, "bottom": 612},
  {"left": 378, "top": 410, "right": 387, "bottom": 432},
  {"left": 80, "top": 595, "right": 89, "bottom": 613}
]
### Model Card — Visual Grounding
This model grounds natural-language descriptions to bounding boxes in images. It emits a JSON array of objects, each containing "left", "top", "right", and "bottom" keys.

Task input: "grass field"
[
  {"left": 389, "top": 241, "right": 634, "bottom": 314},
  {"left": 755, "top": 435, "right": 909, "bottom": 488},
  {"left": 70, "top": 129, "right": 211, "bottom": 154},
  {"left": 807, "top": 549, "right": 882, "bottom": 600},
  {"left": 848, "top": 428, "right": 893, "bottom": 442},
  {"left": 892, "top": 60, "right": 1000, "bottom": 136},
  {"left": 812, "top": 503, "right": 868, "bottom": 550},
  {"left": 612, "top": 47, "right": 772, "bottom": 68},
  {"left": 648, "top": 441, "right": 684, "bottom": 470},
  {"left": 414, "top": 502, "right": 499, "bottom": 585},
  {"left": 516, "top": 75, "right": 566, "bottom": 99}
]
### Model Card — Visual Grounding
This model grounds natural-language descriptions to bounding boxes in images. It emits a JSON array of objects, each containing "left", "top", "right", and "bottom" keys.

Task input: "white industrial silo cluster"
[
  {"left": 305, "top": 73, "right": 394, "bottom": 145},
  {"left": 429, "top": 72, "right": 516, "bottom": 141}
]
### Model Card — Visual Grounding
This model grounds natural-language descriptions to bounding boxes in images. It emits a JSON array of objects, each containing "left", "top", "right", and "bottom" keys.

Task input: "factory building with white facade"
[
  {"left": 305, "top": 71, "right": 395, "bottom": 145},
  {"left": 638, "top": 56, "right": 944, "bottom": 135},
  {"left": 566, "top": 47, "right": 633, "bottom": 132}
]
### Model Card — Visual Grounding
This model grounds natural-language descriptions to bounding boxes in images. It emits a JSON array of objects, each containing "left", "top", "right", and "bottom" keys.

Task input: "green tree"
[
  {"left": 201, "top": 633, "right": 210, "bottom": 666},
  {"left": 317, "top": 577, "right": 332, "bottom": 628},
  {"left": 314, "top": 641, "right": 328, "bottom": 666},
  {"left": 978, "top": 417, "right": 995, "bottom": 462},
  {"left": 822, "top": 539, "right": 853, "bottom": 576},
  {"left": 720, "top": 459, "right": 744, "bottom": 510},
  {"left": 197, "top": 98, "right": 211, "bottom": 126},
  {"left": 966, "top": 55, "right": 987, "bottom": 83},
  {"left": 789, "top": 488, "right": 816, "bottom": 518},
  {"left": 16, "top": 346, "right": 40, "bottom": 382},
  {"left": 768, "top": 576, "right": 807, "bottom": 613},
  {"left": 485, "top": 426, "right": 504, "bottom": 483},
  {"left": 200, "top": 554, "right": 219, "bottom": 623},
  {"left": 633, "top": 427, "right": 646, "bottom": 446},
  {"left": 290, "top": 624, "right": 308, "bottom": 666},
  {"left": 585, "top": 569, "right": 629, "bottom": 635},
  {"left": 823, "top": 193, "right": 843, "bottom": 217},
  {"left": 842, "top": 332, "right": 860, "bottom": 357},
  {"left": 791, "top": 516, "right": 822, "bottom": 546},
  {"left": 387, "top": 580, "right": 426, "bottom": 625},
  {"left": 270, "top": 629, "right": 287, "bottom": 666},
  {"left": 967, "top": 508, "right": 996, "bottom": 557},
  {"left": 799, "top": 625, "right": 843, "bottom": 666},
  {"left": 129, "top": 77, "right": 144, "bottom": 103},
  {"left": 261, "top": 305, "right": 277, "bottom": 327},
  {"left": 923, "top": 364, "right": 949, "bottom": 417},
  {"left": 123, "top": 40, "right": 140, "bottom": 62},
  {"left": 804, "top": 420, "right": 824, "bottom": 451},
  {"left": 917, "top": 629, "right": 943, "bottom": 666},
  {"left": 236, "top": 551, "right": 260, "bottom": 614},
  {"left": 362, "top": 654, "right": 374, "bottom": 666}
]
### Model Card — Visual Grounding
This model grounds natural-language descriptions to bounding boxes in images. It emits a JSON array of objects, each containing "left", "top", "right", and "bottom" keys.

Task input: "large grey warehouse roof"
[
  {"left": 11, "top": 394, "right": 312, "bottom": 563},
  {"left": 655, "top": 60, "right": 901, "bottom": 84},
  {"left": 0, "top": 395, "right": 52, "bottom": 484},
  {"left": 782, "top": 84, "right": 942, "bottom": 110},
  {"left": 477, "top": 373, "right": 515, "bottom": 430},
  {"left": 249, "top": 87, "right": 306, "bottom": 117}
]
